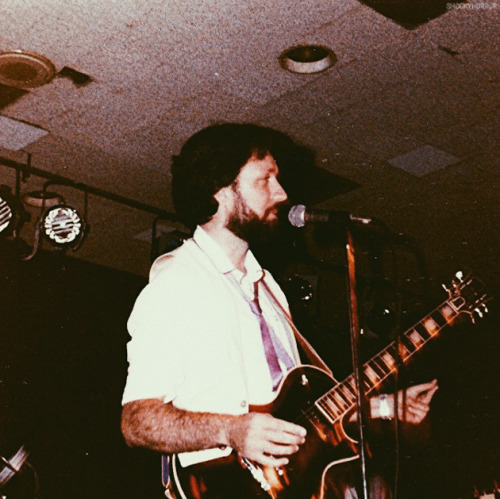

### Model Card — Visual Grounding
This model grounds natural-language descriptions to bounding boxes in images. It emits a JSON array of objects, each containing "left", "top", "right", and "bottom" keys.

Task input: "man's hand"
[
  {"left": 122, "top": 400, "right": 305, "bottom": 463},
  {"left": 225, "top": 412, "right": 307, "bottom": 467},
  {"left": 372, "top": 379, "right": 439, "bottom": 424}
]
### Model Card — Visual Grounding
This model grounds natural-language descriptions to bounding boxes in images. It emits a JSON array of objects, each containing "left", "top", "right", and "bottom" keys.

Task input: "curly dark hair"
[{"left": 172, "top": 122, "right": 297, "bottom": 229}]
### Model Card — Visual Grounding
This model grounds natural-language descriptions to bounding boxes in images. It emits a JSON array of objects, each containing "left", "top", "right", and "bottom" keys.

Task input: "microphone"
[{"left": 288, "top": 204, "right": 374, "bottom": 228}]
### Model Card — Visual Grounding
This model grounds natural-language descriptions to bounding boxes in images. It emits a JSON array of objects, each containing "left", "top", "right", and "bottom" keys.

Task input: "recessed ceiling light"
[
  {"left": 0, "top": 50, "right": 56, "bottom": 88},
  {"left": 279, "top": 45, "right": 337, "bottom": 74}
]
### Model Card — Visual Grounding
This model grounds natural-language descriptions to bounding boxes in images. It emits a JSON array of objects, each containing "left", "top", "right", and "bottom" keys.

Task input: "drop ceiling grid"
[
  {"left": 304, "top": 4, "right": 415, "bottom": 63},
  {"left": 395, "top": 157, "right": 499, "bottom": 267},
  {"left": 71, "top": 202, "right": 158, "bottom": 277},
  {"left": 339, "top": 46, "right": 492, "bottom": 141},
  {"left": 0, "top": 0, "right": 148, "bottom": 70},
  {"left": 134, "top": 1, "right": 363, "bottom": 105},
  {"left": 285, "top": 60, "right": 488, "bottom": 180},
  {"left": 83, "top": 12, "right": 218, "bottom": 87},
  {"left": 0, "top": 157, "right": 19, "bottom": 188},
  {"left": 410, "top": 105, "right": 499, "bottom": 162},
  {"left": 86, "top": 0, "right": 345, "bottom": 89},
  {"left": 416, "top": 3, "right": 500, "bottom": 53},
  {"left": 24, "top": 133, "right": 122, "bottom": 179},
  {"left": 73, "top": 3, "right": 303, "bottom": 104},
  {"left": 20, "top": 135, "right": 143, "bottom": 203},
  {"left": 285, "top": 119, "right": 411, "bottom": 195},
  {"left": 292, "top": 91, "right": 429, "bottom": 164},
  {"left": 16, "top": 80, "right": 183, "bottom": 153},
  {"left": 6, "top": 73, "right": 230, "bottom": 157},
  {"left": 1, "top": 78, "right": 85, "bottom": 131},
  {"left": 24, "top": 132, "right": 173, "bottom": 207},
  {"left": 457, "top": 41, "right": 500, "bottom": 86},
  {"left": 252, "top": 27, "right": 453, "bottom": 133},
  {"left": 229, "top": 0, "right": 361, "bottom": 29},
  {"left": 305, "top": 153, "right": 493, "bottom": 249},
  {"left": 111, "top": 87, "right": 258, "bottom": 168}
]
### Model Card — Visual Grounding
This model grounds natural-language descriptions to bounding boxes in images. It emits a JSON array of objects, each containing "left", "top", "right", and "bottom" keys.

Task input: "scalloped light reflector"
[{"left": 0, "top": 50, "right": 56, "bottom": 88}]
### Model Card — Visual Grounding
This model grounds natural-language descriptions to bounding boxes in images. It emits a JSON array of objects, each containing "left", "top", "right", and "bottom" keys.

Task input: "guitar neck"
[{"left": 315, "top": 295, "right": 465, "bottom": 423}]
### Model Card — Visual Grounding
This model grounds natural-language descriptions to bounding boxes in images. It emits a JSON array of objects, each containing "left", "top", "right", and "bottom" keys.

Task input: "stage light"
[
  {"left": 41, "top": 204, "right": 86, "bottom": 248},
  {"left": 0, "top": 192, "right": 14, "bottom": 236},
  {"left": 0, "top": 185, "right": 26, "bottom": 237}
]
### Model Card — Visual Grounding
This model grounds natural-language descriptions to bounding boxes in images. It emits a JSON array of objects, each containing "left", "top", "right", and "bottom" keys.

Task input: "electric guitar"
[{"left": 169, "top": 272, "right": 490, "bottom": 499}]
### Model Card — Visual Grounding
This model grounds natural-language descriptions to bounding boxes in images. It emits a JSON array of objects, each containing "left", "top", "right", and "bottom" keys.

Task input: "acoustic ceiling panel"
[{"left": 0, "top": 115, "right": 48, "bottom": 151}]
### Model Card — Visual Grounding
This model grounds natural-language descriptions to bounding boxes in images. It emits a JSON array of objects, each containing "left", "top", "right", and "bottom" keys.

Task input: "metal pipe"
[{"left": 0, "top": 155, "right": 179, "bottom": 221}]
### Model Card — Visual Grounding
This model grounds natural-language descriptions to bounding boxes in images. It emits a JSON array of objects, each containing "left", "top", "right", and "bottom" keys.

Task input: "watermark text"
[{"left": 447, "top": 2, "right": 497, "bottom": 9}]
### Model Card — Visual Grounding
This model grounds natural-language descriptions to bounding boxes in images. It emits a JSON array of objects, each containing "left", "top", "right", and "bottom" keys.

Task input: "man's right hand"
[{"left": 224, "top": 412, "right": 307, "bottom": 467}]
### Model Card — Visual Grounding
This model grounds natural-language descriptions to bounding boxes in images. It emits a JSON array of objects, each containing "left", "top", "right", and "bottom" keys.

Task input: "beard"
[{"left": 225, "top": 189, "right": 281, "bottom": 246}]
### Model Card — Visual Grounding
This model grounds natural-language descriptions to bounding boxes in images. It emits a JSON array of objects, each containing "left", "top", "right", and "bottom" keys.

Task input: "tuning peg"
[{"left": 455, "top": 271, "right": 464, "bottom": 282}]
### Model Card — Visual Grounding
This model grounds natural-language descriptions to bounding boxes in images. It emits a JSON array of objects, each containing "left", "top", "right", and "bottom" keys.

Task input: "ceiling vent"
[
  {"left": 0, "top": 50, "right": 56, "bottom": 88},
  {"left": 358, "top": 0, "right": 461, "bottom": 29},
  {"left": 388, "top": 145, "right": 461, "bottom": 176}
]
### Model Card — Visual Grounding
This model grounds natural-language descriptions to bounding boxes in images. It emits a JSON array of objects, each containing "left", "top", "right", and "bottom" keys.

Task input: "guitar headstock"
[{"left": 442, "top": 271, "right": 491, "bottom": 323}]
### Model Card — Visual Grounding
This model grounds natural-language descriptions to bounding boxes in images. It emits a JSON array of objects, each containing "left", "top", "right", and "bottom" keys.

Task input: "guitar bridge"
[{"left": 241, "top": 457, "right": 272, "bottom": 492}]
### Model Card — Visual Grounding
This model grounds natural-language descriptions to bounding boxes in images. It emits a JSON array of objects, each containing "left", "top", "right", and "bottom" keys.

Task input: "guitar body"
[
  {"left": 169, "top": 273, "right": 489, "bottom": 499},
  {"left": 170, "top": 366, "right": 359, "bottom": 499}
]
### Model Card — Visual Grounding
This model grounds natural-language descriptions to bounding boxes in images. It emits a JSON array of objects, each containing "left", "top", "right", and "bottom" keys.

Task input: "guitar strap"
[
  {"left": 261, "top": 278, "right": 333, "bottom": 377},
  {"left": 192, "top": 234, "right": 333, "bottom": 376}
]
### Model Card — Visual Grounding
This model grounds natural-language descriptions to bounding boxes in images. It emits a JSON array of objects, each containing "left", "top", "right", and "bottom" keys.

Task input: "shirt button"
[{"left": 240, "top": 400, "right": 247, "bottom": 407}]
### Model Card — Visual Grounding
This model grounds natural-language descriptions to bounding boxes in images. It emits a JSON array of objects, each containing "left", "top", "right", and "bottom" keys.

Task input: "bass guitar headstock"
[{"left": 442, "top": 271, "right": 491, "bottom": 323}]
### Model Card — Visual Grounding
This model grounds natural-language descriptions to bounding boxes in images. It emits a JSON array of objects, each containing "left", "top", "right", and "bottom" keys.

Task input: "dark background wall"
[
  {"left": 1, "top": 239, "right": 498, "bottom": 498},
  {"left": 0, "top": 241, "right": 162, "bottom": 498}
]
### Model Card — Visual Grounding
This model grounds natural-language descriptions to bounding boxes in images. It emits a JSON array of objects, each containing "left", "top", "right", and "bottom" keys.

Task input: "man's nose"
[{"left": 273, "top": 180, "right": 288, "bottom": 203}]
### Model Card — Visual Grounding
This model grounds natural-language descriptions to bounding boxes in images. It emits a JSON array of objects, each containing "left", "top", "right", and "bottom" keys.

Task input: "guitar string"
[{"left": 294, "top": 299, "right": 458, "bottom": 427}]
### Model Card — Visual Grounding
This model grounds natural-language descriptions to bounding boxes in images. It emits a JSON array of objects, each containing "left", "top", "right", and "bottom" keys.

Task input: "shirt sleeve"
[{"left": 121, "top": 260, "right": 194, "bottom": 405}]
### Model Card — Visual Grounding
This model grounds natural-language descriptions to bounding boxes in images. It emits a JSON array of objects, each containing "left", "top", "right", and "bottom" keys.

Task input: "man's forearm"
[{"left": 121, "top": 399, "right": 233, "bottom": 454}]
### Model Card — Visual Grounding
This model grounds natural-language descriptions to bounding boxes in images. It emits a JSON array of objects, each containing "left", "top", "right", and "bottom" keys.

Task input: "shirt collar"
[{"left": 193, "top": 226, "right": 264, "bottom": 284}]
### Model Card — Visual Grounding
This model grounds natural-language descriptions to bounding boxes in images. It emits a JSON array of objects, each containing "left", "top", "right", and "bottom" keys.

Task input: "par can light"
[
  {"left": 0, "top": 195, "right": 14, "bottom": 235},
  {"left": 0, "top": 185, "right": 25, "bottom": 237},
  {"left": 42, "top": 204, "right": 85, "bottom": 247}
]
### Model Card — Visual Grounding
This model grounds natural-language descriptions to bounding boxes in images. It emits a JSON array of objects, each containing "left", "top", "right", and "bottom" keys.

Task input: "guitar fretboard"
[{"left": 313, "top": 296, "right": 465, "bottom": 424}]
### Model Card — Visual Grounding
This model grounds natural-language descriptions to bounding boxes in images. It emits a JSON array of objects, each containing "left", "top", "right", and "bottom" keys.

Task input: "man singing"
[{"left": 121, "top": 123, "right": 438, "bottom": 498}]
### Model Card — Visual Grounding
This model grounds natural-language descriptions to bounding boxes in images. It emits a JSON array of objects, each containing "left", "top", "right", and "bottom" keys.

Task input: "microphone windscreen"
[{"left": 288, "top": 204, "right": 306, "bottom": 228}]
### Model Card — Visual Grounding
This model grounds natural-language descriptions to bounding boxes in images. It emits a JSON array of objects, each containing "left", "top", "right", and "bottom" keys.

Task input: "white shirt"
[{"left": 122, "top": 226, "right": 300, "bottom": 465}]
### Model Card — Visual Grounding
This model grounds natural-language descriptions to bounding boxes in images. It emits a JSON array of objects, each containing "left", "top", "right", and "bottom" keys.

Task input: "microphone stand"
[{"left": 346, "top": 228, "right": 370, "bottom": 499}]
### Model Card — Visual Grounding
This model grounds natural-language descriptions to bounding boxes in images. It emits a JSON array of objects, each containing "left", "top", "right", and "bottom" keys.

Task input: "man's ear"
[{"left": 214, "top": 185, "right": 233, "bottom": 208}]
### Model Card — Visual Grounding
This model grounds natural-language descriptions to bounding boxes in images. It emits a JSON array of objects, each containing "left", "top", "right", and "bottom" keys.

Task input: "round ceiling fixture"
[
  {"left": 279, "top": 45, "right": 337, "bottom": 74},
  {"left": 0, "top": 50, "right": 56, "bottom": 88}
]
